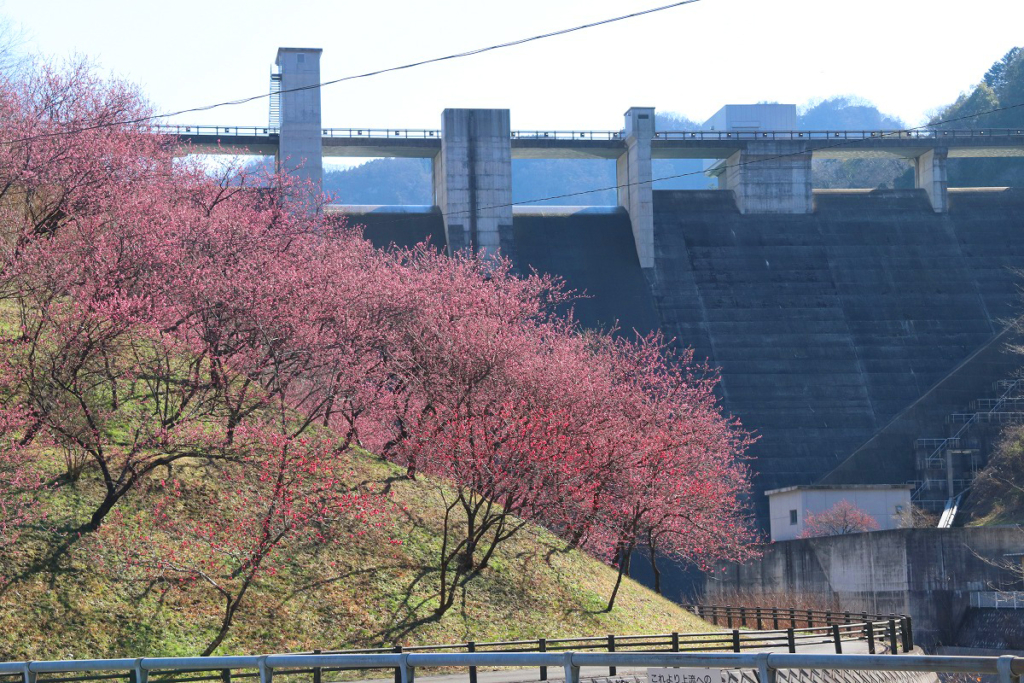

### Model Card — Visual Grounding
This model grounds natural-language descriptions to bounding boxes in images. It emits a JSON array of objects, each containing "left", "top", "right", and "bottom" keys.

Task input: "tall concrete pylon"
[
  {"left": 275, "top": 48, "right": 323, "bottom": 192},
  {"left": 617, "top": 107, "right": 656, "bottom": 270},
  {"left": 433, "top": 109, "right": 514, "bottom": 258}
]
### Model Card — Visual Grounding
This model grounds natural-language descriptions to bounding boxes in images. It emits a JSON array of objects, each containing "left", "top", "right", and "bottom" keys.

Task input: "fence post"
[
  {"left": 786, "top": 628, "right": 795, "bottom": 653},
  {"left": 672, "top": 632, "right": 679, "bottom": 652},
  {"left": 740, "top": 606, "right": 748, "bottom": 628},
  {"left": 756, "top": 652, "right": 776, "bottom": 683},
  {"left": 694, "top": 605, "right": 702, "bottom": 621},
  {"left": 539, "top": 638, "right": 547, "bottom": 681},
  {"left": 756, "top": 607, "right": 763, "bottom": 630},
  {"left": 844, "top": 611, "right": 851, "bottom": 625},
  {"left": 727, "top": 608, "right": 733, "bottom": 629},
  {"left": 772, "top": 608, "right": 779, "bottom": 630},
  {"left": 789, "top": 608, "right": 796, "bottom": 628},
  {"left": 832, "top": 624, "right": 842, "bottom": 654},
  {"left": 866, "top": 622, "right": 876, "bottom": 655},
  {"left": 711, "top": 606, "right": 718, "bottom": 626},
  {"left": 221, "top": 671, "right": 231, "bottom": 683},
  {"left": 468, "top": 641, "right": 477, "bottom": 683},
  {"left": 312, "top": 650, "right": 322, "bottom": 683},
  {"left": 806, "top": 610, "right": 813, "bottom": 628},
  {"left": 826, "top": 611, "right": 833, "bottom": 626},
  {"left": 607, "top": 634, "right": 616, "bottom": 676},
  {"left": 394, "top": 645, "right": 403, "bottom": 683},
  {"left": 900, "top": 618, "right": 911, "bottom": 652},
  {"left": 888, "top": 618, "right": 898, "bottom": 654},
  {"left": 905, "top": 617, "right": 915, "bottom": 651},
  {"left": 732, "top": 629, "right": 741, "bottom": 653}
]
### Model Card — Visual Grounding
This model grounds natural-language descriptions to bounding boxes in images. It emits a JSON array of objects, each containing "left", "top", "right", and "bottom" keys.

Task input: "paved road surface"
[{"left": 331, "top": 637, "right": 878, "bottom": 683}]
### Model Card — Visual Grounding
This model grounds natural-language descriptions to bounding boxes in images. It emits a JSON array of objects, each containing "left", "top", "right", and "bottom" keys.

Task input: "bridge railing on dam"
[
  {"left": 654, "top": 128, "right": 1024, "bottom": 140},
  {"left": 511, "top": 130, "right": 624, "bottom": 140},
  {"left": 151, "top": 125, "right": 445, "bottom": 140},
  {"left": 152, "top": 124, "right": 279, "bottom": 137},
  {"left": 152, "top": 125, "right": 1024, "bottom": 142},
  {"left": 0, "top": 651, "right": 1020, "bottom": 683}
]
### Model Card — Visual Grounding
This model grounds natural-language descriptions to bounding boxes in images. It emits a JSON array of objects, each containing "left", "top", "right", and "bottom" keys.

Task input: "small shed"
[{"left": 766, "top": 484, "right": 913, "bottom": 542}]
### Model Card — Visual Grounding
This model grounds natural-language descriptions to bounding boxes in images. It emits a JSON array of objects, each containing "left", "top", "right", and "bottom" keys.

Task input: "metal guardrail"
[
  {"left": 654, "top": 129, "right": 1024, "bottom": 140},
  {"left": 152, "top": 125, "right": 279, "bottom": 136},
  {"left": 511, "top": 131, "right": 624, "bottom": 141},
  {"left": 918, "top": 378, "right": 1024, "bottom": 475},
  {"left": 151, "top": 126, "right": 444, "bottom": 139},
  {"left": 970, "top": 591, "right": 1024, "bottom": 609},
  {"left": 948, "top": 411, "right": 1024, "bottom": 425},
  {"left": 692, "top": 606, "right": 905, "bottom": 632},
  {"left": 151, "top": 127, "right": 1024, "bottom": 142},
  {"left": 0, "top": 651, "right": 1021, "bottom": 683},
  {"left": 0, "top": 607, "right": 917, "bottom": 683}
]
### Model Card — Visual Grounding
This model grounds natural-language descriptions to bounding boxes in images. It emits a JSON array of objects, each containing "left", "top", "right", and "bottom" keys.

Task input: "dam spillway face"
[{"left": 353, "top": 188, "right": 1024, "bottom": 526}]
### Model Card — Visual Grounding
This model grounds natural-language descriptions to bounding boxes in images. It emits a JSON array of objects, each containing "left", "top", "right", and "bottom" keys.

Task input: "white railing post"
[
  {"left": 400, "top": 652, "right": 413, "bottom": 683},
  {"left": 258, "top": 656, "right": 272, "bottom": 683},
  {"left": 998, "top": 655, "right": 1020, "bottom": 683},
  {"left": 757, "top": 652, "right": 776, "bottom": 683}
]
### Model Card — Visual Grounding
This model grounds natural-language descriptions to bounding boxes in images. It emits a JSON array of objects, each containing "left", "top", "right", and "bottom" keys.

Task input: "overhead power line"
[{"left": 1, "top": 0, "right": 701, "bottom": 146}]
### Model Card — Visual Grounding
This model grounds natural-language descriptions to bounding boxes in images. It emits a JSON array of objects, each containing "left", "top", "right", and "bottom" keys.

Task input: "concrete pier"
[
  {"left": 915, "top": 147, "right": 949, "bottom": 213},
  {"left": 275, "top": 48, "right": 323, "bottom": 191},
  {"left": 616, "top": 108, "right": 656, "bottom": 269},
  {"left": 433, "top": 109, "right": 513, "bottom": 257},
  {"left": 716, "top": 143, "right": 814, "bottom": 214}
]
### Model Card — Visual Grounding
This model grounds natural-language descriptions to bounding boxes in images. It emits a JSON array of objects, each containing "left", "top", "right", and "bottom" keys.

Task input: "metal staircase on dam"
[{"left": 908, "top": 378, "right": 1024, "bottom": 522}]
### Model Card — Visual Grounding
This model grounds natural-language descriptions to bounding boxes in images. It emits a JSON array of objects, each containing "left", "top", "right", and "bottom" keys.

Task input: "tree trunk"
[
  {"left": 201, "top": 596, "right": 238, "bottom": 656},
  {"left": 651, "top": 553, "right": 661, "bottom": 595},
  {"left": 648, "top": 531, "right": 662, "bottom": 595},
  {"left": 605, "top": 545, "right": 632, "bottom": 612}
]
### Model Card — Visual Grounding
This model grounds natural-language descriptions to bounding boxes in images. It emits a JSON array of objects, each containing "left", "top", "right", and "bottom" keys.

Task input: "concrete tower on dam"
[{"left": 172, "top": 47, "right": 1024, "bottom": 532}]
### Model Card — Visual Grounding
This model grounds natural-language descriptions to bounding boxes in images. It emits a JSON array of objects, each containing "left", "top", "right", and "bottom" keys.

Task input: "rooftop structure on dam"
[{"left": 161, "top": 48, "right": 1024, "bottom": 531}]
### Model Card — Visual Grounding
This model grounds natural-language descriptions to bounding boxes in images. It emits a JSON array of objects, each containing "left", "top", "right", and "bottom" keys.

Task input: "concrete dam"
[
  {"left": 348, "top": 188, "right": 1024, "bottom": 524},
  {"left": 170, "top": 47, "right": 1024, "bottom": 526}
]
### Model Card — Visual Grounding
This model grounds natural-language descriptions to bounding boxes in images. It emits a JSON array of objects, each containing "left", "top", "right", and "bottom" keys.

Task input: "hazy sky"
[{"left": 5, "top": 0, "right": 1024, "bottom": 134}]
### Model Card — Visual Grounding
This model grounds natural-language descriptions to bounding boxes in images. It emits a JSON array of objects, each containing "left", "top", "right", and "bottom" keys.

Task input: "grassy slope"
[
  {"left": 962, "top": 428, "right": 1024, "bottom": 527},
  {"left": 0, "top": 447, "right": 707, "bottom": 661}
]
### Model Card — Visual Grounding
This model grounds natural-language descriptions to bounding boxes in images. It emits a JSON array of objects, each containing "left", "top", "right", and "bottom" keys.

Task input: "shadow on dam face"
[
  {"left": 337, "top": 187, "right": 1024, "bottom": 529},
  {"left": 347, "top": 204, "right": 661, "bottom": 336}
]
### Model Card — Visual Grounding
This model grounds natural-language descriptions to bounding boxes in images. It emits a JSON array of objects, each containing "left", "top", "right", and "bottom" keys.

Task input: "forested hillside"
[{"left": 934, "top": 47, "right": 1024, "bottom": 187}]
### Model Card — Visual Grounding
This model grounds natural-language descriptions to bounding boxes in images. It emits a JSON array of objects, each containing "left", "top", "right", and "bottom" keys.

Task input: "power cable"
[{"left": 0, "top": 0, "right": 701, "bottom": 146}]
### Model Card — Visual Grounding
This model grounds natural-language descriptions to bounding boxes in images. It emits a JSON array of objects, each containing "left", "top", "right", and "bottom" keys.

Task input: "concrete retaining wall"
[{"left": 704, "top": 527, "right": 1024, "bottom": 649}]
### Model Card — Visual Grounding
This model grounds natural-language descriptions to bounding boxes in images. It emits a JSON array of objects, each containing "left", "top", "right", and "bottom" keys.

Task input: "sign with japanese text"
[{"left": 647, "top": 668, "right": 722, "bottom": 683}]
